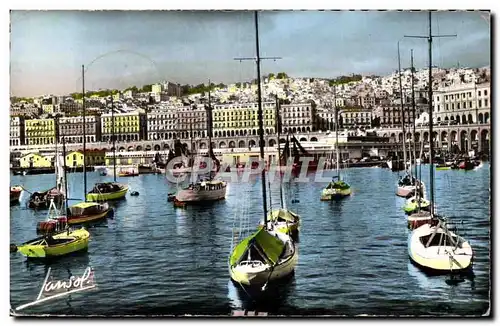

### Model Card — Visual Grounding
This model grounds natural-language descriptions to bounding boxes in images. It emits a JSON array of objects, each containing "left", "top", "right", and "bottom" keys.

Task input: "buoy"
[
  {"left": 10, "top": 244, "right": 17, "bottom": 253},
  {"left": 130, "top": 191, "right": 139, "bottom": 196}
]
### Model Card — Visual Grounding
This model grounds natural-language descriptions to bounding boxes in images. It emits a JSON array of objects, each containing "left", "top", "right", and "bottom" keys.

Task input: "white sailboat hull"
[
  {"left": 175, "top": 185, "right": 227, "bottom": 202},
  {"left": 396, "top": 185, "right": 416, "bottom": 198},
  {"left": 408, "top": 223, "right": 473, "bottom": 272},
  {"left": 230, "top": 246, "right": 298, "bottom": 286}
]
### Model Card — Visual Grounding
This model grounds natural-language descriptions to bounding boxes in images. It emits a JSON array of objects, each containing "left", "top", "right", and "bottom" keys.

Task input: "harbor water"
[{"left": 10, "top": 164, "right": 490, "bottom": 316}]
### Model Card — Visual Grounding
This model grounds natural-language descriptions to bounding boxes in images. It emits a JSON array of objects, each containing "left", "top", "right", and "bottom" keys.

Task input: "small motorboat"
[
  {"left": 14, "top": 228, "right": 90, "bottom": 259},
  {"left": 130, "top": 191, "right": 140, "bottom": 196}
]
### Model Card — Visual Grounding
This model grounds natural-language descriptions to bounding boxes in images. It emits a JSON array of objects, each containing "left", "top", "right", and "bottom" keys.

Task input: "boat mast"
[
  {"left": 111, "top": 96, "right": 116, "bottom": 182},
  {"left": 82, "top": 65, "right": 87, "bottom": 201},
  {"left": 411, "top": 49, "right": 418, "bottom": 182},
  {"left": 275, "top": 93, "right": 284, "bottom": 208},
  {"left": 62, "top": 137, "right": 69, "bottom": 213},
  {"left": 405, "top": 11, "right": 456, "bottom": 216},
  {"left": 427, "top": 12, "right": 435, "bottom": 216},
  {"left": 254, "top": 11, "right": 269, "bottom": 226},
  {"left": 334, "top": 95, "right": 340, "bottom": 179},
  {"left": 207, "top": 79, "right": 213, "bottom": 179},
  {"left": 397, "top": 42, "right": 408, "bottom": 173},
  {"left": 189, "top": 120, "right": 194, "bottom": 167}
]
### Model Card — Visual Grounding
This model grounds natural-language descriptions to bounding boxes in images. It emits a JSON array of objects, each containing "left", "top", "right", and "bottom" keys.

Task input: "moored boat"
[
  {"left": 260, "top": 208, "right": 300, "bottom": 236},
  {"left": 321, "top": 177, "right": 351, "bottom": 201},
  {"left": 403, "top": 196, "right": 431, "bottom": 215},
  {"left": 86, "top": 182, "right": 128, "bottom": 202},
  {"left": 28, "top": 187, "right": 65, "bottom": 209},
  {"left": 229, "top": 227, "right": 298, "bottom": 287},
  {"left": 408, "top": 220, "right": 473, "bottom": 273},
  {"left": 407, "top": 210, "right": 433, "bottom": 230},
  {"left": 174, "top": 180, "right": 227, "bottom": 202},
  {"left": 14, "top": 228, "right": 90, "bottom": 260},
  {"left": 10, "top": 186, "right": 23, "bottom": 204}
]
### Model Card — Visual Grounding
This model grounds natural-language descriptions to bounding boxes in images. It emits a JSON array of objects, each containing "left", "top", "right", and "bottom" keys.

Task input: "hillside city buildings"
[{"left": 10, "top": 67, "right": 491, "bottom": 149}]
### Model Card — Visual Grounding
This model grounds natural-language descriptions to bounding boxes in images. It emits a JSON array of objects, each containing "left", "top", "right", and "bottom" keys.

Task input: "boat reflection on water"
[
  {"left": 407, "top": 261, "right": 475, "bottom": 289},
  {"left": 227, "top": 272, "right": 296, "bottom": 314}
]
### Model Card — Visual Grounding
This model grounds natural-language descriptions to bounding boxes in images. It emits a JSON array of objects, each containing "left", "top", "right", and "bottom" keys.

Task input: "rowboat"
[
  {"left": 86, "top": 182, "right": 128, "bottom": 202},
  {"left": 15, "top": 228, "right": 90, "bottom": 259},
  {"left": 229, "top": 227, "right": 298, "bottom": 287},
  {"left": 260, "top": 209, "right": 300, "bottom": 236},
  {"left": 67, "top": 202, "right": 113, "bottom": 225},
  {"left": 10, "top": 186, "right": 23, "bottom": 204},
  {"left": 408, "top": 220, "right": 473, "bottom": 273}
]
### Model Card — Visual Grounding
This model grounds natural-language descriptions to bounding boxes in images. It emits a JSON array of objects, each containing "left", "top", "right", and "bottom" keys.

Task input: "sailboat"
[
  {"left": 229, "top": 11, "right": 298, "bottom": 288},
  {"left": 15, "top": 139, "right": 91, "bottom": 260},
  {"left": 408, "top": 12, "right": 473, "bottom": 273},
  {"left": 260, "top": 95, "right": 301, "bottom": 237},
  {"left": 27, "top": 146, "right": 65, "bottom": 209},
  {"left": 67, "top": 66, "right": 114, "bottom": 222},
  {"left": 321, "top": 102, "right": 351, "bottom": 200},
  {"left": 87, "top": 95, "right": 128, "bottom": 202},
  {"left": 395, "top": 41, "right": 418, "bottom": 198},
  {"left": 174, "top": 84, "right": 227, "bottom": 203}
]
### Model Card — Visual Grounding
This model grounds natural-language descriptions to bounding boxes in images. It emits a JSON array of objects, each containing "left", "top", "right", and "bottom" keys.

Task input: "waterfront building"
[
  {"left": 315, "top": 107, "right": 337, "bottom": 132},
  {"left": 146, "top": 108, "right": 181, "bottom": 141},
  {"left": 176, "top": 106, "right": 207, "bottom": 144},
  {"left": 19, "top": 152, "right": 52, "bottom": 168},
  {"left": 10, "top": 116, "right": 25, "bottom": 146},
  {"left": 372, "top": 103, "right": 425, "bottom": 128},
  {"left": 339, "top": 107, "right": 373, "bottom": 129},
  {"left": 212, "top": 102, "right": 275, "bottom": 138},
  {"left": 58, "top": 115, "right": 101, "bottom": 144},
  {"left": 433, "top": 82, "right": 490, "bottom": 125},
  {"left": 103, "top": 150, "right": 169, "bottom": 166},
  {"left": 280, "top": 102, "right": 314, "bottom": 133},
  {"left": 100, "top": 109, "right": 147, "bottom": 142},
  {"left": 65, "top": 149, "right": 106, "bottom": 167},
  {"left": 24, "top": 118, "right": 56, "bottom": 145}
]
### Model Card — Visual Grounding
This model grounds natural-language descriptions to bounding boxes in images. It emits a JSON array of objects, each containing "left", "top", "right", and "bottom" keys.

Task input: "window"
[
  {"left": 457, "top": 103, "right": 460, "bottom": 109},
  {"left": 485, "top": 99, "right": 488, "bottom": 107},
  {"left": 479, "top": 100, "right": 482, "bottom": 108},
  {"left": 485, "top": 90, "right": 488, "bottom": 96},
  {"left": 445, "top": 104, "right": 449, "bottom": 110},
  {"left": 469, "top": 101, "right": 472, "bottom": 108},
  {"left": 478, "top": 90, "right": 482, "bottom": 96}
]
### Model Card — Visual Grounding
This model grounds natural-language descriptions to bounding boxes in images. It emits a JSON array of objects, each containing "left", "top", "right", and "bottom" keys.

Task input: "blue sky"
[{"left": 10, "top": 10, "right": 490, "bottom": 97}]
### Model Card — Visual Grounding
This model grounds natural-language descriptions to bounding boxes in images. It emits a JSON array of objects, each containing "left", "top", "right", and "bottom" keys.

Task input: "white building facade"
[{"left": 433, "top": 82, "right": 490, "bottom": 125}]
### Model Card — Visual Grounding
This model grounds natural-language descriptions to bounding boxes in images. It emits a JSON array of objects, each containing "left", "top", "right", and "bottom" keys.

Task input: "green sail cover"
[
  {"left": 230, "top": 228, "right": 285, "bottom": 267},
  {"left": 326, "top": 180, "right": 350, "bottom": 190},
  {"left": 268, "top": 209, "right": 299, "bottom": 223}
]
